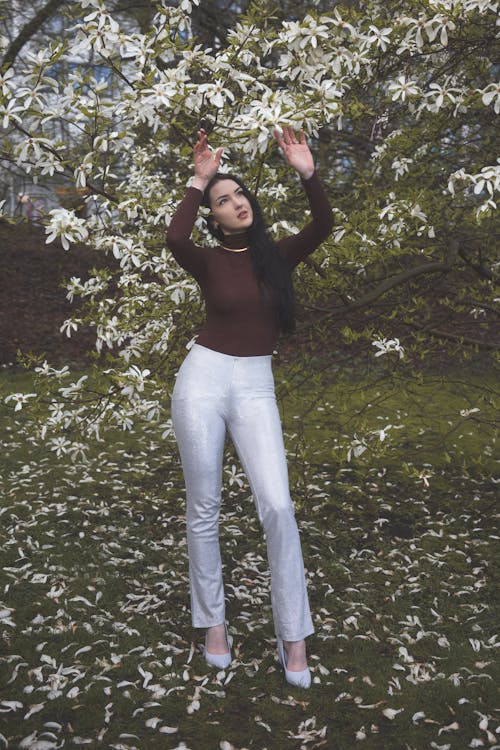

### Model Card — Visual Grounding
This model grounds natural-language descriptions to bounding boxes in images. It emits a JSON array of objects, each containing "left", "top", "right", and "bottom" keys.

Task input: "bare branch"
[
  {"left": 427, "top": 328, "right": 499, "bottom": 351},
  {"left": 337, "top": 258, "right": 456, "bottom": 312},
  {"left": 1, "top": 0, "right": 66, "bottom": 69}
]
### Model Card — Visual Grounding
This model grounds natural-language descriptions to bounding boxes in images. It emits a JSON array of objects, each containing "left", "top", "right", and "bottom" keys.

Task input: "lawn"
[{"left": 0, "top": 360, "right": 499, "bottom": 750}]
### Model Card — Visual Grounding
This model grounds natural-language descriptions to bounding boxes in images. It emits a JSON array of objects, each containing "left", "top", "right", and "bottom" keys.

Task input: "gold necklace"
[{"left": 220, "top": 245, "right": 249, "bottom": 252}]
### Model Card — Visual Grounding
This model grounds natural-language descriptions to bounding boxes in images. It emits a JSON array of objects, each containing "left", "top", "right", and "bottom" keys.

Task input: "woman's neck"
[{"left": 219, "top": 231, "right": 250, "bottom": 250}]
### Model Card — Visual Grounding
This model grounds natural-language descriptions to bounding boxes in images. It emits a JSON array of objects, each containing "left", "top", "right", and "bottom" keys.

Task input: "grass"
[{"left": 0, "top": 358, "right": 499, "bottom": 750}]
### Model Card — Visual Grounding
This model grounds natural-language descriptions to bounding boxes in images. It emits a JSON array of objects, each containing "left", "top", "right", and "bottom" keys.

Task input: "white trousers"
[{"left": 171, "top": 343, "right": 314, "bottom": 641}]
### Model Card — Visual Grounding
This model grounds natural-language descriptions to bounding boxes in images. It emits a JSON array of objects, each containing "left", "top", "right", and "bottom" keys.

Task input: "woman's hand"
[
  {"left": 192, "top": 129, "right": 223, "bottom": 191},
  {"left": 273, "top": 125, "right": 315, "bottom": 180}
]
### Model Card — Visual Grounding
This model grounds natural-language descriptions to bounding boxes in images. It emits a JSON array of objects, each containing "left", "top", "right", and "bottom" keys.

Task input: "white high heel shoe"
[
  {"left": 204, "top": 624, "right": 232, "bottom": 669},
  {"left": 277, "top": 638, "right": 311, "bottom": 689}
]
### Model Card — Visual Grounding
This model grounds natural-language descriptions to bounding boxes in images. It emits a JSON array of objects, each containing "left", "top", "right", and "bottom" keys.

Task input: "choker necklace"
[{"left": 220, "top": 244, "right": 249, "bottom": 252}]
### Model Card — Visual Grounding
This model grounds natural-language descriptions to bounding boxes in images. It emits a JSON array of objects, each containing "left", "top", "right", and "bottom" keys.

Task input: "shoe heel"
[
  {"left": 204, "top": 623, "right": 232, "bottom": 669},
  {"left": 277, "top": 637, "right": 311, "bottom": 689}
]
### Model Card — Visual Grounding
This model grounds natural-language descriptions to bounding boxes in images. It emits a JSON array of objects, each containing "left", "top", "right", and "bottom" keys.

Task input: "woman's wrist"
[
  {"left": 192, "top": 175, "right": 210, "bottom": 192},
  {"left": 298, "top": 167, "right": 315, "bottom": 181}
]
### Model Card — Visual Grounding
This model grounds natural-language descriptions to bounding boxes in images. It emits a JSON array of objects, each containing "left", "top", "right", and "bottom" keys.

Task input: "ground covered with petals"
[{"left": 1, "top": 367, "right": 499, "bottom": 750}]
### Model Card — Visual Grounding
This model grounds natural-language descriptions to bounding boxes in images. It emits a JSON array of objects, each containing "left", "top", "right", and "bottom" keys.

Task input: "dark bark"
[
  {"left": 338, "top": 258, "right": 456, "bottom": 312},
  {"left": 1, "top": 0, "right": 66, "bottom": 69}
]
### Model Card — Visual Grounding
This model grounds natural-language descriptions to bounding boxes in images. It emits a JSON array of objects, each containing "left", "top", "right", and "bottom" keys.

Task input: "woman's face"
[{"left": 208, "top": 179, "right": 253, "bottom": 235}]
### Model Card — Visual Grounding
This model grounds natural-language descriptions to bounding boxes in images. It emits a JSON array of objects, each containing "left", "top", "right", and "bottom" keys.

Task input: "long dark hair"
[{"left": 202, "top": 173, "right": 296, "bottom": 334}]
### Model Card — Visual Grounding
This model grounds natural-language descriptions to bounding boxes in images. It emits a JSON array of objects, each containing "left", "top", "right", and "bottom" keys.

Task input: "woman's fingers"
[
  {"left": 273, "top": 127, "right": 285, "bottom": 149},
  {"left": 274, "top": 125, "right": 294, "bottom": 147},
  {"left": 195, "top": 129, "right": 223, "bottom": 160},
  {"left": 275, "top": 125, "right": 307, "bottom": 149},
  {"left": 283, "top": 126, "right": 297, "bottom": 143},
  {"left": 194, "top": 128, "right": 208, "bottom": 151},
  {"left": 213, "top": 146, "right": 224, "bottom": 167}
]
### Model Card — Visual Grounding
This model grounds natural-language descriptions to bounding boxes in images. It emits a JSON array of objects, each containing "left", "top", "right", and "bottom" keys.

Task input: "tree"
[{"left": 1, "top": 0, "right": 498, "bottom": 470}]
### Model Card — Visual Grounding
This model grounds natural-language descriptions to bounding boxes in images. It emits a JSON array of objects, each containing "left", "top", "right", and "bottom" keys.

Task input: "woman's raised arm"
[
  {"left": 273, "top": 126, "right": 334, "bottom": 267},
  {"left": 192, "top": 129, "right": 224, "bottom": 191},
  {"left": 273, "top": 126, "right": 315, "bottom": 180},
  {"left": 166, "top": 130, "right": 223, "bottom": 277}
]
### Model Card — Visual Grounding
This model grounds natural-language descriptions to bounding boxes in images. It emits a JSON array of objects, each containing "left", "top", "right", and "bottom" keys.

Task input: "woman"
[{"left": 167, "top": 126, "right": 333, "bottom": 688}]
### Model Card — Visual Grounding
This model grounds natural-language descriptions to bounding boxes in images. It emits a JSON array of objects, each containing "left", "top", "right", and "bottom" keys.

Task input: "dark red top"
[{"left": 166, "top": 172, "right": 333, "bottom": 356}]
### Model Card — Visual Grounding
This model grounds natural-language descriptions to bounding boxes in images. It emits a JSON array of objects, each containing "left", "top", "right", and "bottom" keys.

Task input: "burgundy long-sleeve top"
[{"left": 166, "top": 172, "right": 333, "bottom": 356}]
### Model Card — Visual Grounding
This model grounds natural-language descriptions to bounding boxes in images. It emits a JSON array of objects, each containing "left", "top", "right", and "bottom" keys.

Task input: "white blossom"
[
  {"left": 45, "top": 209, "right": 89, "bottom": 251},
  {"left": 481, "top": 82, "right": 500, "bottom": 114},
  {"left": 424, "top": 80, "right": 462, "bottom": 111},
  {"left": 372, "top": 338, "right": 405, "bottom": 359},
  {"left": 196, "top": 79, "right": 235, "bottom": 109},
  {"left": 387, "top": 75, "right": 420, "bottom": 102},
  {"left": 0, "top": 66, "right": 15, "bottom": 95},
  {"left": 120, "top": 366, "right": 151, "bottom": 399},
  {"left": 426, "top": 14, "right": 456, "bottom": 46},
  {"left": 4, "top": 393, "right": 37, "bottom": 411},
  {"left": 0, "top": 98, "right": 23, "bottom": 128},
  {"left": 347, "top": 436, "right": 368, "bottom": 462},
  {"left": 60, "top": 318, "right": 81, "bottom": 338},
  {"left": 367, "top": 25, "right": 392, "bottom": 51},
  {"left": 391, "top": 157, "right": 413, "bottom": 180},
  {"left": 399, "top": 15, "right": 436, "bottom": 51},
  {"left": 328, "top": 7, "right": 356, "bottom": 38}
]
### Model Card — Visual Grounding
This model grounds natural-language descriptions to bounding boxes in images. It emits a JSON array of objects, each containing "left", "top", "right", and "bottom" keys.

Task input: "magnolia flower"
[
  {"left": 180, "top": 0, "right": 200, "bottom": 11},
  {"left": 4, "top": 392, "right": 37, "bottom": 411},
  {"left": 96, "top": 316, "right": 121, "bottom": 351},
  {"left": 45, "top": 209, "right": 89, "bottom": 251},
  {"left": 387, "top": 75, "right": 420, "bottom": 102},
  {"left": 401, "top": 14, "right": 436, "bottom": 49},
  {"left": 372, "top": 338, "right": 405, "bottom": 359},
  {"left": 377, "top": 425, "right": 393, "bottom": 441},
  {"left": 473, "top": 165, "right": 500, "bottom": 196},
  {"left": 419, "top": 471, "right": 431, "bottom": 488},
  {"left": 460, "top": 407, "right": 480, "bottom": 417},
  {"left": 367, "top": 25, "right": 392, "bottom": 51},
  {"left": 280, "top": 15, "right": 329, "bottom": 51},
  {"left": 481, "top": 83, "right": 500, "bottom": 114},
  {"left": 0, "top": 99, "right": 23, "bottom": 128},
  {"left": 427, "top": 14, "right": 456, "bottom": 46},
  {"left": 34, "top": 362, "right": 70, "bottom": 378},
  {"left": 74, "top": 155, "right": 94, "bottom": 188},
  {"left": 347, "top": 436, "right": 368, "bottom": 461},
  {"left": 225, "top": 464, "right": 245, "bottom": 487},
  {"left": 60, "top": 318, "right": 80, "bottom": 337},
  {"left": 197, "top": 80, "right": 234, "bottom": 109},
  {"left": 120, "top": 366, "right": 151, "bottom": 398},
  {"left": 392, "top": 157, "right": 413, "bottom": 179},
  {"left": 424, "top": 80, "right": 461, "bottom": 110},
  {"left": 329, "top": 7, "right": 356, "bottom": 37},
  {"left": 65, "top": 277, "right": 84, "bottom": 303},
  {"left": 16, "top": 136, "right": 56, "bottom": 165},
  {"left": 470, "top": 308, "right": 486, "bottom": 318},
  {"left": 48, "top": 436, "right": 74, "bottom": 457},
  {"left": 0, "top": 66, "right": 15, "bottom": 95},
  {"left": 38, "top": 155, "right": 65, "bottom": 177}
]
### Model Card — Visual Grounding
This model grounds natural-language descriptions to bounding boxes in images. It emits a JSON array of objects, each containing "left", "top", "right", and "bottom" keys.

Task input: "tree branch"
[
  {"left": 1, "top": 0, "right": 66, "bottom": 69},
  {"left": 426, "top": 328, "right": 499, "bottom": 351},
  {"left": 458, "top": 247, "right": 495, "bottom": 280},
  {"left": 336, "top": 257, "right": 456, "bottom": 312}
]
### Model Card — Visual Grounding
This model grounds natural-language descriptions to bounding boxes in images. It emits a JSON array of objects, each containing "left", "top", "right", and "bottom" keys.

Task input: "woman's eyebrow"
[{"left": 216, "top": 187, "right": 241, "bottom": 203}]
